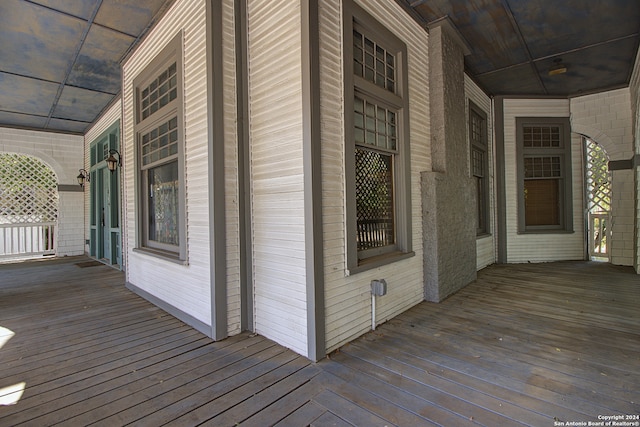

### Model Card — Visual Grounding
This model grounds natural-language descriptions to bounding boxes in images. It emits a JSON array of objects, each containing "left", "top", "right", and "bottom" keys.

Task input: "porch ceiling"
[{"left": 0, "top": 0, "right": 638, "bottom": 135}]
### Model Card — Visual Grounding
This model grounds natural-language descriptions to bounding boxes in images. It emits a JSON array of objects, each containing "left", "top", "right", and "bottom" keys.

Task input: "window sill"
[
  {"left": 476, "top": 232, "right": 492, "bottom": 240},
  {"left": 348, "top": 250, "right": 415, "bottom": 275},
  {"left": 133, "top": 247, "right": 188, "bottom": 265},
  {"left": 517, "top": 229, "right": 574, "bottom": 235}
]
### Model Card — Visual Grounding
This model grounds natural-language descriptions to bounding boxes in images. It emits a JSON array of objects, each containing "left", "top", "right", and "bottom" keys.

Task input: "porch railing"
[
  {"left": 0, "top": 222, "right": 55, "bottom": 259},
  {"left": 589, "top": 212, "right": 609, "bottom": 258}
]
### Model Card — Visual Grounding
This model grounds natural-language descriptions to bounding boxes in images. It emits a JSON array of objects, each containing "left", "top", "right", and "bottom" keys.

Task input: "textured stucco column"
[{"left": 423, "top": 23, "right": 476, "bottom": 302}]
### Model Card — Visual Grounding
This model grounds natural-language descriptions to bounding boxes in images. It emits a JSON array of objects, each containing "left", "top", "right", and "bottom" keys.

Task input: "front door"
[
  {"left": 101, "top": 168, "right": 112, "bottom": 261},
  {"left": 89, "top": 124, "right": 122, "bottom": 269}
]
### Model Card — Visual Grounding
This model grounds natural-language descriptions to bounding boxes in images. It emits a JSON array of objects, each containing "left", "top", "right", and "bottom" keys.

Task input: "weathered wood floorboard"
[{"left": 0, "top": 257, "right": 638, "bottom": 426}]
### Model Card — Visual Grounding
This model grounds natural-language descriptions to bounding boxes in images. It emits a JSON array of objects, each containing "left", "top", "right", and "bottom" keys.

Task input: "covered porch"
[{"left": 0, "top": 257, "right": 637, "bottom": 426}]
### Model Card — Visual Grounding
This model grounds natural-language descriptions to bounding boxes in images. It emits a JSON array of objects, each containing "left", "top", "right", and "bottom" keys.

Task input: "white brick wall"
[
  {"left": 56, "top": 191, "right": 85, "bottom": 256},
  {"left": 571, "top": 89, "right": 634, "bottom": 161},
  {"left": 571, "top": 89, "right": 634, "bottom": 266},
  {"left": 0, "top": 127, "right": 85, "bottom": 257}
]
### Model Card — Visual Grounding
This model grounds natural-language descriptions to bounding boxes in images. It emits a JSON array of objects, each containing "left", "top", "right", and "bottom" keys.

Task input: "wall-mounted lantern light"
[
  {"left": 106, "top": 149, "right": 122, "bottom": 173},
  {"left": 77, "top": 169, "right": 90, "bottom": 187}
]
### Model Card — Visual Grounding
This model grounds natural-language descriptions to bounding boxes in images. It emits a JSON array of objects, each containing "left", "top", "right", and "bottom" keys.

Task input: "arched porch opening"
[{"left": 0, "top": 153, "right": 58, "bottom": 261}]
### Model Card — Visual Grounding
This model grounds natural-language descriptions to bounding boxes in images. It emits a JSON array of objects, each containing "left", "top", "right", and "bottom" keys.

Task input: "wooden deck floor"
[{"left": 0, "top": 257, "right": 638, "bottom": 426}]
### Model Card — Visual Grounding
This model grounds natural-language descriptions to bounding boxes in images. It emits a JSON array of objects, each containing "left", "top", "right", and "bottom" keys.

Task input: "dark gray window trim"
[
  {"left": 207, "top": 0, "right": 227, "bottom": 341},
  {"left": 301, "top": 0, "right": 325, "bottom": 362},
  {"left": 516, "top": 116, "right": 573, "bottom": 233},
  {"left": 493, "top": 97, "right": 507, "bottom": 262},
  {"left": 133, "top": 32, "right": 187, "bottom": 262},
  {"left": 343, "top": 0, "right": 412, "bottom": 273},
  {"left": 469, "top": 100, "right": 490, "bottom": 237},
  {"left": 235, "top": 0, "right": 253, "bottom": 333}
]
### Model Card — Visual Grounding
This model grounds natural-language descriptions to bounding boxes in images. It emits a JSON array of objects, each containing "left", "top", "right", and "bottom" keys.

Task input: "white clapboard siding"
[
  {"left": 464, "top": 75, "right": 496, "bottom": 270},
  {"left": 320, "top": 0, "right": 429, "bottom": 353},
  {"left": 247, "top": 0, "right": 308, "bottom": 356},
  {"left": 503, "top": 98, "right": 584, "bottom": 262},
  {"left": 83, "top": 100, "right": 122, "bottom": 255},
  {"left": 121, "top": 0, "right": 240, "bottom": 329}
]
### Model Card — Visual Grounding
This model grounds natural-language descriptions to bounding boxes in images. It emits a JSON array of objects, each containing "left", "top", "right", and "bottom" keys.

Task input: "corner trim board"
[
  {"left": 206, "top": 0, "right": 227, "bottom": 341},
  {"left": 302, "top": 0, "right": 325, "bottom": 362}
]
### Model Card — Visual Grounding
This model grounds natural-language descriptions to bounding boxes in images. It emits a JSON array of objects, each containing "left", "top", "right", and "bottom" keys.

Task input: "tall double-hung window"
[
  {"left": 134, "top": 34, "right": 185, "bottom": 260},
  {"left": 516, "top": 117, "right": 573, "bottom": 233},
  {"left": 344, "top": 1, "right": 412, "bottom": 271},
  {"left": 469, "top": 102, "right": 489, "bottom": 236}
]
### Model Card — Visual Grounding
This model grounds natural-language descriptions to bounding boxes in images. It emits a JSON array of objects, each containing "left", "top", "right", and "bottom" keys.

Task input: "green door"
[{"left": 89, "top": 125, "right": 122, "bottom": 269}]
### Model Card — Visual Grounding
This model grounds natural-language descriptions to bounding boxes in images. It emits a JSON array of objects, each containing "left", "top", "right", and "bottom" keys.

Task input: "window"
[
  {"left": 516, "top": 117, "right": 572, "bottom": 233},
  {"left": 469, "top": 102, "right": 489, "bottom": 236},
  {"left": 344, "top": 1, "right": 412, "bottom": 271},
  {"left": 134, "top": 34, "right": 185, "bottom": 260}
]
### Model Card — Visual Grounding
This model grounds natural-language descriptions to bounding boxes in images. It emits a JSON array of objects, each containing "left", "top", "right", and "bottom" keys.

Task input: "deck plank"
[{"left": 0, "top": 257, "right": 638, "bottom": 426}]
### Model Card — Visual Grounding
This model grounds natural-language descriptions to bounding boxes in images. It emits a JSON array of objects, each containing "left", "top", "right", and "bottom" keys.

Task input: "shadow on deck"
[{"left": 0, "top": 257, "right": 638, "bottom": 426}]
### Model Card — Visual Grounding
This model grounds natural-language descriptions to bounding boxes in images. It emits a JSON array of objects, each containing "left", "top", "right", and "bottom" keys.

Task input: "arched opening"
[
  {"left": 0, "top": 153, "right": 58, "bottom": 261},
  {"left": 584, "top": 138, "right": 612, "bottom": 261}
]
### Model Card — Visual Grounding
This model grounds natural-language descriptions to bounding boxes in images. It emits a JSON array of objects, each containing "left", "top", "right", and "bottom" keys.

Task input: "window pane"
[
  {"left": 148, "top": 161, "right": 179, "bottom": 246},
  {"left": 352, "top": 28, "right": 396, "bottom": 93},
  {"left": 523, "top": 125, "right": 561, "bottom": 147},
  {"left": 524, "top": 156, "right": 561, "bottom": 178},
  {"left": 139, "top": 62, "right": 178, "bottom": 122},
  {"left": 141, "top": 116, "right": 179, "bottom": 167},
  {"left": 354, "top": 96, "right": 397, "bottom": 152},
  {"left": 355, "top": 147, "right": 394, "bottom": 251},
  {"left": 525, "top": 179, "right": 560, "bottom": 226},
  {"left": 476, "top": 176, "right": 486, "bottom": 233}
]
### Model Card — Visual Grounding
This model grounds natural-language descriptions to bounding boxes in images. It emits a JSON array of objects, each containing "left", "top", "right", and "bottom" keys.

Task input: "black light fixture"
[
  {"left": 77, "top": 169, "right": 90, "bottom": 187},
  {"left": 106, "top": 149, "right": 122, "bottom": 173},
  {"left": 548, "top": 58, "right": 567, "bottom": 76}
]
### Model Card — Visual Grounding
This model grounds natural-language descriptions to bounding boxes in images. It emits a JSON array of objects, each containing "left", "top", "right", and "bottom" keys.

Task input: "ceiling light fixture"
[{"left": 548, "top": 58, "right": 567, "bottom": 76}]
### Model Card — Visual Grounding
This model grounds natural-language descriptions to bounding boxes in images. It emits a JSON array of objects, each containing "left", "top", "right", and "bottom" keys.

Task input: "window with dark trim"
[
  {"left": 134, "top": 34, "right": 186, "bottom": 260},
  {"left": 344, "top": 1, "right": 412, "bottom": 271},
  {"left": 469, "top": 101, "right": 489, "bottom": 236},
  {"left": 516, "top": 117, "right": 573, "bottom": 233}
]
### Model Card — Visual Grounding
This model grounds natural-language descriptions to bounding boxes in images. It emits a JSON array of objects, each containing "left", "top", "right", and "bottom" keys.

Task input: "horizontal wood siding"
[
  {"left": 122, "top": 0, "right": 226, "bottom": 328},
  {"left": 247, "top": 0, "right": 308, "bottom": 356},
  {"left": 503, "top": 99, "right": 584, "bottom": 262},
  {"left": 320, "top": 0, "right": 429, "bottom": 353},
  {"left": 464, "top": 75, "right": 496, "bottom": 270}
]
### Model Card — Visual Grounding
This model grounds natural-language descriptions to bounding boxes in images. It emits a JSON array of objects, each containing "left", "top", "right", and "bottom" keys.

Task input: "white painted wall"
[
  {"left": 246, "top": 0, "right": 308, "bottom": 356},
  {"left": 503, "top": 99, "right": 584, "bottom": 262},
  {"left": 0, "top": 127, "right": 85, "bottom": 257},
  {"left": 121, "top": 0, "right": 240, "bottom": 332},
  {"left": 320, "top": 0, "right": 429, "bottom": 353},
  {"left": 465, "top": 75, "right": 496, "bottom": 270},
  {"left": 570, "top": 89, "right": 635, "bottom": 266}
]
